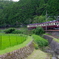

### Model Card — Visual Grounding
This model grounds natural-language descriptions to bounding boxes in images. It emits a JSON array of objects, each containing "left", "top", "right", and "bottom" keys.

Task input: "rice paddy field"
[
  {"left": 0, "top": 35, "right": 32, "bottom": 55},
  {"left": 0, "top": 34, "right": 27, "bottom": 50}
]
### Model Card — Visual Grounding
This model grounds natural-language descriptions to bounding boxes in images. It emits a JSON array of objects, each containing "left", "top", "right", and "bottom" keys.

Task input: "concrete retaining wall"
[
  {"left": 43, "top": 35, "right": 59, "bottom": 55},
  {"left": 0, "top": 40, "right": 34, "bottom": 59}
]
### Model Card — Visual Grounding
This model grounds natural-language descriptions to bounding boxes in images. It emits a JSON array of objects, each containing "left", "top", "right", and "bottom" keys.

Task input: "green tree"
[
  {"left": 47, "top": 0, "right": 59, "bottom": 16},
  {"left": 33, "top": 15, "right": 46, "bottom": 23}
]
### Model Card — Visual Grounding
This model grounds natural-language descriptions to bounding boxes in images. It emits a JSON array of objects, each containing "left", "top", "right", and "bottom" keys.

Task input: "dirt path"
[{"left": 25, "top": 49, "right": 50, "bottom": 59}]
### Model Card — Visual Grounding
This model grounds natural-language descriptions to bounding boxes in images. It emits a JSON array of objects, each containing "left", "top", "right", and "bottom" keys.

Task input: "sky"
[{"left": 12, "top": 0, "right": 19, "bottom": 2}]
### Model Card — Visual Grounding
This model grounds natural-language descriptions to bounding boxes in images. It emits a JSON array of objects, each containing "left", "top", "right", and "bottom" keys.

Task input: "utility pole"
[{"left": 46, "top": 10, "right": 48, "bottom": 31}]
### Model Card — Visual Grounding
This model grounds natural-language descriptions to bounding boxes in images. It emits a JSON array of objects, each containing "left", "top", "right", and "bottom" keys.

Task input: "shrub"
[
  {"left": 32, "top": 27, "right": 45, "bottom": 35},
  {"left": 12, "top": 30, "right": 23, "bottom": 34},
  {"left": 4, "top": 28, "right": 15, "bottom": 33},
  {"left": 32, "top": 34, "right": 48, "bottom": 47},
  {"left": 12, "top": 28, "right": 32, "bottom": 35}
]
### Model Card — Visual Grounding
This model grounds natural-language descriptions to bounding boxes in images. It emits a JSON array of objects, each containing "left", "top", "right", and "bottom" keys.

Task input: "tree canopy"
[{"left": 0, "top": 0, "right": 59, "bottom": 28}]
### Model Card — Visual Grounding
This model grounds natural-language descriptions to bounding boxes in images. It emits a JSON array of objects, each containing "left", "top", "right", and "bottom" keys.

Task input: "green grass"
[
  {"left": 0, "top": 34, "right": 27, "bottom": 50},
  {"left": 49, "top": 36, "right": 59, "bottom": 43},
  {"left": 53, "top": 38, "right": 59, "bottom": 43},
  {"left": 32, "top": 34, "right": 48, "bottom": 47},
  {"left": 0, "top": 36, "right": 33, "bottom": 55},
  {"left": 26, "top": 49, "right": 49, "bottom": 59},
  {"left": 44, "top": 34, "right": 59, "bottom": 43}
]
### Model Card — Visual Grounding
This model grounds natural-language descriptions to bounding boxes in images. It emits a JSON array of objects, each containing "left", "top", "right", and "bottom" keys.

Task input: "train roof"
[{"left": 27, "top": 20, "right": 59, "bottom": 25}]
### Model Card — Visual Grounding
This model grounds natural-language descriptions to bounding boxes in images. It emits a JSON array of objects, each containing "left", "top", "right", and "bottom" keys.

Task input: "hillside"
[{"left": 0, "top": 0, "right": 59, "bottom": 28}]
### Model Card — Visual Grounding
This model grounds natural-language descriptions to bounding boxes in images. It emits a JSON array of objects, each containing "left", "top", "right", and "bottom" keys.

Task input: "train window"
[
  {"left": 30, "top": 25, "right": 32, "bottom": 27},
  {"left": 48, "top": 23, "right": 49, "bottom": 25},
  {"left": 37, "top": 25, "right": 39, "bottom": 27},
  {"left": 52, "top": 23, "right": 54, "bottom": 25},
  {"left": 39, "top": 25, "right": 41, "bottom": 26},
  {"left": 27, "top": 25, "right": 30, "bottom": 27},
  {"left": 49, "top": 23, "right": 52, "bottom": 25},
  {"left": 43, "top": 24, "right": 45, "bottom": 26},
  {"left": 42, "top": 24, "right": 43, "bottom": 26},
  {"left": 53, "top": 23, "right": 55, "bottom": 25},
  {"left": 55, "top": 23, "right": 56, "bottom": 25},
  {"left": 50, "top": 23, "right": 51, "bottom": 25},
  {"left": 54, "top": 23, "right": 55, "bottom": 25},
  {"left": 31, "top": 25, "right": 34, "bottom": 27},
  {"left": 47, "top": 24, "right": 48, "bottom": 26},
  {"left": 52, "top": 23, "right": 53, "bottom": 25},
  {"left": 35, "top": 25, "right": 37, "bottom": 26},
  {"left": 55, "top": 23, "right": 57, "bottom": 25},
  {"left": 44, "top": 24, "right": 46, "bottom": 26},
  {"left": 58, "top": 23, "right": 59, "bottom": 25},
  {"left": 44, "top": 24, "right": 45, "bottom": 26},
  {"left": 38, "top": 25, "right": 40, "bottom": 26},
  {"left": 40, "top": 25, "right": 41, "bottom": 26},
  {"left": 39, "top": 25, "right": 40, "bottom": 26},
  {"left": 45, "top": 24, "right": 47, "bottom": 26},
  {"left": 41, "top": 24, "right": 42, "bottom": 26},
  {"left": 40, "top": 24, "right": 41, "bottom": 26},
  {"left": 50, "top": 23, "right": 52, "bottom": 25},
  {"left": 51, "top": 23, "right": 53, "bottom": 25},
  {"left": 37, "top": 25, "right": 38, "bottom": 26},
  {"left": 49, "top": 23, "right": 50, "bottom": 25},
  {"left": 47, "top": 23, "right": 49, "bottom": 26},
  {"left": 40, "top": 24, "right": 42, "bottom": 26},
  {"left": 42, "top": 24, "right": 44, "bottom": 26},
  {"left": 55, "top": 23, "right": 59, "bottom": 25}
]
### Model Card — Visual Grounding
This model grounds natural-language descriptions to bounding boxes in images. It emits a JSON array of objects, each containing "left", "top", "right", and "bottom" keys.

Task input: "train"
[{"left": 27, "top": 16, "right": 59, "bottom": 30}]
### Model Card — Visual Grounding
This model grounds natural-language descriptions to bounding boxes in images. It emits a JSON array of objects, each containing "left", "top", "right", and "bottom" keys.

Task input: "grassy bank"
[
  {"left": 0, "top": 34, "right": 27, "bottom": 50},
  {"left": 0, "top": 36, "right": 33, "bottom": 55},
  {"left": 25, "top": 49, "right": 50, "bottom": 59},
  {"left": 32, "top": 34, "right": 48, "bottom": 47}
]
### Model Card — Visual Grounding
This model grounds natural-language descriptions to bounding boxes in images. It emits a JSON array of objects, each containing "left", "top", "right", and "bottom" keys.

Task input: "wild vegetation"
[
  {"left": 0, "top": 0, "right": 59, "bottom": 28},
  {"left": 32, "top": 27, "right": 45, "bottom": 35},
  {"left": 4, "top": 27, "right": 45, "bottom": 35},
  {"left": 32, "top": 34, "right": 48, "bottom": 48},
  {"left": 0, "top": 0, "right": 58, "bottom": 58}
]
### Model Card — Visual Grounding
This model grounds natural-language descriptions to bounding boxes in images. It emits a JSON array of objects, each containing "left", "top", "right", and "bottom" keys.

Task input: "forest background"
[{"left": 0, "top": 0, "right": 59, "bottom": 28}]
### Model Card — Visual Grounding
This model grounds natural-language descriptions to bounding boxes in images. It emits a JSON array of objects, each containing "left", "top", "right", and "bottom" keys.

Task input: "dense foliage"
[
  {"left": 32, "top": 34, "right": 48, "bottom": 47},
  {"left": 0, "top": 0, "right": 59, "bottom": 27},
  {"left": 32, "top": 27, "right": 45, "bottom": 35},
  {"left": 4, "top": 27, "right": 45, "bottom": 35},
  {"left": 4, "top": 28, "right": 29, "bottom": 34},
  {"left": 4, "top": 28, "right": 15, "bottom": 33}
]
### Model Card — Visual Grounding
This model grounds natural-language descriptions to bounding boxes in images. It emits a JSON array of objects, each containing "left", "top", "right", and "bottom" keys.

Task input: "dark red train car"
[{"left": 27, "top": 20, "right": 59, "bottom": 30}]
